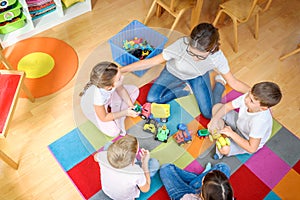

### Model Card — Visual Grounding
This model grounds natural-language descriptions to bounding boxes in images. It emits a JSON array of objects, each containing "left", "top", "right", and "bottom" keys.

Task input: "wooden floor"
[{"left": 0, "top": 0, "right": 299, "bottom": 199}]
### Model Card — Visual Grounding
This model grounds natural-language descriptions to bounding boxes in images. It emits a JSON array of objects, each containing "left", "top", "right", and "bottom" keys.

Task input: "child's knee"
[
  {"left": 100, "top": 126, "right": 120, "bottom": 137},
  {"left": 146, "top": 94, "right": 160, "bottom": 103},
  {"left": 219, "top": 145, "right": 230, "bottom": 155}
]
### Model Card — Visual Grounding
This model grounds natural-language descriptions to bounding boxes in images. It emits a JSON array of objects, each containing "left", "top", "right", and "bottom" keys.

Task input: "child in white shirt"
[
  {"left": 208, "top": 81, "right": 282, "bottom": 159},
  {"left": 94, "top": 135, "right": 160, "bottom": 200},
  {"left": 80, "top": 61, "right": 139, "bottom": 137}
]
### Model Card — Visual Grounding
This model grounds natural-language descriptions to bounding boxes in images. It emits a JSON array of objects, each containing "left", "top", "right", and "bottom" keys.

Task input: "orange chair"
[
  {"left": 213, "top": 0, "right": 272, "bottom": 52},
  {"left": 144, "top": 0, "right": 196, "bottom": 37}
]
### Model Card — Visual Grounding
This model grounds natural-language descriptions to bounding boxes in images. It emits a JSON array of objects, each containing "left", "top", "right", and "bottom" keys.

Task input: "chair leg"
[
  {"left": 212, "top": 9, "right": 223, "bottom": 26},
  {"left": 279, "top": 44, "right": 300, "bottom": 61},
  {"left": 233, "top": 18, "right": 238, "bottom": 53},
  {"left": 156, "top": 4, "right": 164, "bottom": 17},
  {"left": 167, "top": 10, "right": 186, "bottom": 37},
  {"left": 254, "top": 13, "right": 259, "bottom": 39},
  {"left": 21, "top": 84, "right": 35, "bottom": 102},
  {"left": 0, "top": 150, "right": 18, "bottom": 170},
  {"left": 144, "top": 0, "right": 157, "bottom": 25}
]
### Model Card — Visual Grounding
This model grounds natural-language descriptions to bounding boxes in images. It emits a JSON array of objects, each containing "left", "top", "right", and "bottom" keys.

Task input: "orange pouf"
[{"left": 1, "top": 37, "right": 78, "bottom": 98}]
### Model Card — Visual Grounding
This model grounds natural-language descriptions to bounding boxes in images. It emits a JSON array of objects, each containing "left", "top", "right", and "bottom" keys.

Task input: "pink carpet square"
[
  {"left": 67, "top": 155, "right": 101, "bottom": 199},
  {"left": 245, "top": 146, "right": 290, "bottom": 188},
  {"left": 184, "top": 159, "right": 204, "bottom": 174},
  {"left": 221, "top": 90, "right": 243, "bottom": 103}
]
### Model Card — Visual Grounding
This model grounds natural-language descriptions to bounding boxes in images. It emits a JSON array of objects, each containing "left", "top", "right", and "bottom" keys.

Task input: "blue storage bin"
[{"left": 109, "top": 20, "right": 168, "bottom": 77}]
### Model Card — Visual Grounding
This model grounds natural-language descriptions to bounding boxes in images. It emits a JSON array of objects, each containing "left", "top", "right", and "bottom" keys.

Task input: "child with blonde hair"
[
  {"left": 80, "top": 61, "right": 139, "bottom": 137},
  {"left": 94, "top": 135, "right": 160, "bottom": 200}
]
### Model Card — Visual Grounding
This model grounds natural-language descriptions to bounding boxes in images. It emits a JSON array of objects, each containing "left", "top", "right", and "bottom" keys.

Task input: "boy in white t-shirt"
[
  {"left": 94, "top": 135, "right": 160, "bottom": 200},
  {"left": 208, "top": 82, "right": 282, "bottom": 159}
]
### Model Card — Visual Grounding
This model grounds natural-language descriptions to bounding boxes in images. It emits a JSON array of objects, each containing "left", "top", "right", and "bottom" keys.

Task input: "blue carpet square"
[
  {"left": 137, "top": 172, "right": 163, "bottom": 200},
  {"left": 49, "top": 128, "right": 95, "bottom": 171},
  {"left": 167, "top": 100, "right": 194, "bottom": 135}
]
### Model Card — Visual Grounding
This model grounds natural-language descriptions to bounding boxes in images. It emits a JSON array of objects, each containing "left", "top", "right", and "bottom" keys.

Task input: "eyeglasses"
[{"left": 186, "top": 45, "right": 214, "bottom": 60}]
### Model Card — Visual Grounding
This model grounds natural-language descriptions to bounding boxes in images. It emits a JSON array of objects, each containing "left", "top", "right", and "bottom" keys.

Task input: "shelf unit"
[{"left": 0, "top": 0, "right": 91, "bottom": 48}]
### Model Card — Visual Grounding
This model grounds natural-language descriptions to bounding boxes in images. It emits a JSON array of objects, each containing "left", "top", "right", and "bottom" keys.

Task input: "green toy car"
[{"left": 155, "top": 125, "right": 170, "bottom": 143}]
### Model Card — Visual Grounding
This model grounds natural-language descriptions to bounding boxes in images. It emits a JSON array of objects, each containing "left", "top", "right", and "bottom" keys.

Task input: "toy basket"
[
  {"left": 0, "top": 2, "right": 22, "bottom": 23},
  {"left": 0, "top": 0, "right": 17, "bottom": 9},
  {"left": 0, "top": 13, "right": 26, "bottom": 34},
  {"left": 109, "top": 20, "right": 168, "bottom": 77}
]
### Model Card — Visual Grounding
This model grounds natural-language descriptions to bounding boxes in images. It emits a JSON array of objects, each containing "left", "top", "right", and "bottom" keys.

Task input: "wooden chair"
[
  {"left": 213, "top": 0, "right": 272, "bottom": 52},
  {"left": 144, "top": 0, "right": 196, "bottom": 37},
  {"left": 0, "top": 50, "right": 35, "bottom": 169},
  {"left": 279, "top": 44, "right": 300, "bottom": 61}
]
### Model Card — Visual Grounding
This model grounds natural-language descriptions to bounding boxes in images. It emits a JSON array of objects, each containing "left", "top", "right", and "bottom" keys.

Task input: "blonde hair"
[
  {"left": 79, "top": 61, "right": 118, "bottom": 97},
  {"left": 107, "top": 135, "right": 138, "bottom": 169}
]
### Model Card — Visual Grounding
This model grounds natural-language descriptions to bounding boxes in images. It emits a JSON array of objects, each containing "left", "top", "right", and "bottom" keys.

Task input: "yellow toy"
[
  {"left": 151, "top": 103, "right": 170, "bottom": 123},
  {"left": 209, "top": 129, "right": 231, "bottom": 150}
]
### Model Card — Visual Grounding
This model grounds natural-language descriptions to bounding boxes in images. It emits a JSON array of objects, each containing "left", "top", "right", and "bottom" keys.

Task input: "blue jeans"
[
  {"left": 159, "top": 163, "right": 231, "bottom": 200},
  {"left": 136, "top": 158, "right": 160, "bottom": 177},
  {"left": 147, "top": 68, "right": 225, "bottom": 119}
]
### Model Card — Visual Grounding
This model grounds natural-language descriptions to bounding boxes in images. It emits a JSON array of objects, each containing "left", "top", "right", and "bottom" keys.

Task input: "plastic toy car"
[
  {"left": 209, "top": 129, "right": 231, "bottom": 150},
  {"left": 143, "top": 119, "right": 158, "bottom": 134},
  {"left": 151, "top": 103, "right": 170, "bottom": 123},
  {"left": 155, "top": 124, "right": 170, "bottom": 143},
  {"left": 133, "top": 104, "right": 142, "bottom": 113},
  {"left": 197, "top": 129, "right": 209, "bottom": 139},
  {"left": 173, "top": 123, "right": 192, "bottom": 145},
  {"left": 141, "top": 102, "right": 151, "bottom": 120}
]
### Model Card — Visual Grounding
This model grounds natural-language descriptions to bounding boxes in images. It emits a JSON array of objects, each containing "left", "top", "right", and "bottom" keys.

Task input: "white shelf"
[{"left": 0, "top": 0, "right": 91, "bottom": 48}]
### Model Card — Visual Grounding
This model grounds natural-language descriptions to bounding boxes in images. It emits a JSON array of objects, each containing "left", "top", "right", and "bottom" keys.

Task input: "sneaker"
[
  {"left": 203, "top": 162, "right": 212, "bottom": 173},
  {"left": 213, "top": 153, "right": 220, "bottom": 160},
  {"left": 215, "top": 74, "right": 226, "bottom": 85}
]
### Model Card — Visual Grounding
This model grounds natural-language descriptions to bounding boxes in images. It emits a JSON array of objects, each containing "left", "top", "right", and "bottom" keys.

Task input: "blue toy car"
[{"left": 173, "top": 123, "right": 192, "bottom": 145}]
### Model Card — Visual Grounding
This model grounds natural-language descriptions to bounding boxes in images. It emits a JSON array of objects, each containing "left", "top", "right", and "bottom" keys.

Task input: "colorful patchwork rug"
[{"left": 48, "top": 83, "right": 300, "bottom": 200}]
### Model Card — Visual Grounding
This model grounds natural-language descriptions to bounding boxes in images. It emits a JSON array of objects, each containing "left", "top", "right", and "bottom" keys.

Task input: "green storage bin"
[
  {"left": 0, "top": 0, "right": 17, "bottom": 9},
  {"left": 0, "top": 2, "right": 22, "bottom": 22},
  {"left": 0, "top": 13, "right": 26, "bottom": 34}
]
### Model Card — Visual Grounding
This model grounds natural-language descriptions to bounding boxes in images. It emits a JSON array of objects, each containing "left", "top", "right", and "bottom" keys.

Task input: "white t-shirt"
[
  {"left": 162, "top": 37, "right": 230, "bottom": 80},
  {"left": 232, "top": 93, "right": 273, "bottom": 149},
  {"left": 80, "top": 85, "right": 115, "bottom": 124},
  {"left": 95, "top": 151, "right": 146, "bottom": 200}
]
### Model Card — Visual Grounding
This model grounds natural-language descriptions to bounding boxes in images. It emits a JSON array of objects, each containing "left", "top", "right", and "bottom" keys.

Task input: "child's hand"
[
  {"left": 220, "top": 126, "right": 234, "bottom": 137},
  {"left": 140, "top": 148, "right": 150, "bottom": 171},
  {"left": 126, "top": 107, "right": 139, "bottom": 117}
]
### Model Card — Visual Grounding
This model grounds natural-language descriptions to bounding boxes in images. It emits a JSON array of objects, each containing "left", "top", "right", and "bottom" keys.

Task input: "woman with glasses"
[{"left": 121, "top": 23, "right": 249, "bottom": 119}]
